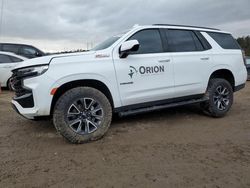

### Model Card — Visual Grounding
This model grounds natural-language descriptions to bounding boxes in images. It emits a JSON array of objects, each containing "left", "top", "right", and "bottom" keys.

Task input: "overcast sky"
[{"left": 0, "top": 0, "right": 250, "bottom": 52}]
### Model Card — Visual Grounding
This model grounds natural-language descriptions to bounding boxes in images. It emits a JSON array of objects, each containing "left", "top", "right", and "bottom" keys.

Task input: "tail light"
[{"left": 242, "top": 50, "right": 247, "bottom": 66}]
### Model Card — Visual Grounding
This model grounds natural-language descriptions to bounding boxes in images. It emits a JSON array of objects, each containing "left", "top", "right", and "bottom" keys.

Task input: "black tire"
[
  {"left": 201, "top": 78, "right": 233, "bottom": 118},
  {"left": 53, "top": 87, "right": 112, "bottom": 144}
]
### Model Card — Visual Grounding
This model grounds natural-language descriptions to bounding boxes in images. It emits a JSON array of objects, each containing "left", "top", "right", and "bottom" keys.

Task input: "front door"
[{"left": 113, "top": 29, "right": 175, "bottom": 106}]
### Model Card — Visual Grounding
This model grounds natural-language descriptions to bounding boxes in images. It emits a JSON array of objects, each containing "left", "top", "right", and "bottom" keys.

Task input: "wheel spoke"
[
  {"left": 216, "top": 86, "right": 222, "bottom": 94},
  {"left": 92, "top": 113, "right": 103, "bottom": 120},
  {"left": 84, "top": 120, "right": 90, "bottom": 133},
  {"left": 217, "top": 100, "right": 222, "bottom": 110},
  {"left": 68, "top": 104, "right": 81, "bottom": 115},
  {"left": 221, "top": 88, "right": 227, "bottom": 95},
  {"left": 76, "top": 120, "right": 83, "bottom": 132},
  {"left": 86, "top": 120, "right": 98, "bottom": 133},
  {"left": 69, "top": 119, "right": 82, "bottom": 130},
  {"left": 91, "top": 108, "right": 102, "bottom": 114},
  {"left": 222, "top": 98, "right": 229, "bottom": 105},
  {"left": 84, "top": 98, "right": 95, "bottom": 110}
]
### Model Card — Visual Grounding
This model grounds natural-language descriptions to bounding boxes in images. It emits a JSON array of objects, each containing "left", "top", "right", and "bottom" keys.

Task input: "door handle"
[
  {"left": 200, "top": 57, "right": 210, "bottom": 61},
  {"left": 158, "top": 59, "right": 170, "bottom": 63}
]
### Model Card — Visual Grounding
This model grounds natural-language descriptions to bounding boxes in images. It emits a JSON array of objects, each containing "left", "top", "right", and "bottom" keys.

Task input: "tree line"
[{"left": 237, "top": 36, "right": 250, "bottom": 56}]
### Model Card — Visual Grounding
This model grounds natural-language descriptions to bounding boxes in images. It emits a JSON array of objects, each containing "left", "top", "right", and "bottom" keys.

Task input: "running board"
[{"left": 118, "top": 97, "right": 208, "bottom": 117}]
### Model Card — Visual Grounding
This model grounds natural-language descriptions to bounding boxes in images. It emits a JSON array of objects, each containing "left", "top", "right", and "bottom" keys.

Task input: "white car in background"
[{"left": 0, "top": 51, "right": 27, "bottom": 90}]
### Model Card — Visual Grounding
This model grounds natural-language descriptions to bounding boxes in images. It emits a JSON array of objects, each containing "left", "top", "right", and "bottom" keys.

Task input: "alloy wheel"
[
  {"left": 66, "top": 98, "right": 103, "bottom": 135},
  {"left": 213, "top": 85, "right": 230, "bottom": 111}
]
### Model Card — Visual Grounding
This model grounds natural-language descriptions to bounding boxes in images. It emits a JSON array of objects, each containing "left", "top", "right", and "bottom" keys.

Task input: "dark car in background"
[
  {"left": 0, "top": 43, "right": 45, "bottom": 59},
  {"left": 246, "top": 57, "right": 250, "bottom": 80}
]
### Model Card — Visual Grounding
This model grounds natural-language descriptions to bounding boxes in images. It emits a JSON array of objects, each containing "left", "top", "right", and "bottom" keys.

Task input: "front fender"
[{"left": 49, "top": 73, "right": 122, "bottom": 108}]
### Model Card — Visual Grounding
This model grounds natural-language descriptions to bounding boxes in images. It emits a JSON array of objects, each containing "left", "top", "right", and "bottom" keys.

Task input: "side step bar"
[{"left": 118, "top": 97, "right": 208, "bottom": 117}]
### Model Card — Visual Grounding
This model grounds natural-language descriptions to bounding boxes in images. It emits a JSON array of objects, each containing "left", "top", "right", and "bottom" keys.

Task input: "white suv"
[{"left": 11, "top": 24, "right": 247, "bottom": 143}]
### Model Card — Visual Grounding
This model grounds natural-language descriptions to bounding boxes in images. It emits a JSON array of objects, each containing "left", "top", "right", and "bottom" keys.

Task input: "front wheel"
[
  {"left": 53, "top": 87, "right": 112, "bottom": 144},
  {"left": 201, "top": 78, "right": 233, "bottom": 117}
]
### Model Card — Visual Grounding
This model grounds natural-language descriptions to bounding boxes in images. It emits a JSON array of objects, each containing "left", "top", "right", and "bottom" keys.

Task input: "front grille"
[{"left": 11, "top": 70, "right": 31, "bottom": 97}]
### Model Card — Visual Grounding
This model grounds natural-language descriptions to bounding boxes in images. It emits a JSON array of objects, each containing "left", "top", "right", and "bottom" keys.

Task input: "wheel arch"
[
  {"left": 50, "top": 79, "right": 115, "bottom": 115},
  {"left": 208, "top": 69, "right": 236, "bottom": 91}
]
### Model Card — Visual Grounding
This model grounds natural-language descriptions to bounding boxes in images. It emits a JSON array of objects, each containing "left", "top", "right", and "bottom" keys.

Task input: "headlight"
[{"left": 18, "top": 65, "right": 49, "bottom": 78}]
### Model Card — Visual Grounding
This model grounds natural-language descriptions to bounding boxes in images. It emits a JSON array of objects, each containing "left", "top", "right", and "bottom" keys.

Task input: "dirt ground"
[{"left": 0, "top": 83, "right": 250, "bottom": 188}]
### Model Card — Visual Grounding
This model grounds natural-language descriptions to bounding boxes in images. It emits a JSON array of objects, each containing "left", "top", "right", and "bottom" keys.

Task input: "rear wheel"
[
  {"left": 53, "top": 87, "right": 112, "bottom": 144},
  {"left": 201, "top": 78, "right": 233, "bottom": 117}
]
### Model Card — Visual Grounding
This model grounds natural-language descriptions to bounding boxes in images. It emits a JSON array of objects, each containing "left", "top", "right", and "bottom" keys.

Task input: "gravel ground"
[{"left": 0, "top": 83, "right": 250, "bottom": 188}]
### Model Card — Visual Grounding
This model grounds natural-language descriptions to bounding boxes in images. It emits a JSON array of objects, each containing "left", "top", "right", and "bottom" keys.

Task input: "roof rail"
[{"left": 153, "top": 24, "right": 220, "bottom": 31}]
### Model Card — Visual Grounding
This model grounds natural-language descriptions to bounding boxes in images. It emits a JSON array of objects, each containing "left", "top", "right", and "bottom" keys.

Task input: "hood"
[{"left": 14, "top": 51, "right": 96, "bottom": 70}]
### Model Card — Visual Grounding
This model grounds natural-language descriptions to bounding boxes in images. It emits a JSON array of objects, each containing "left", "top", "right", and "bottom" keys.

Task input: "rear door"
[{"left": 165, "top": 29, "right": 213, "bottom": 98}]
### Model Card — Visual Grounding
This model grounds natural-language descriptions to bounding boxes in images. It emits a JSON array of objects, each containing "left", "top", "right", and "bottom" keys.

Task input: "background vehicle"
[
  {"left": 0, "top": 51, "right": 27, "bottom": 90},
  {"left": 11, "top": 24, "right": 247, "bottom": 144},
  {"left": 246, "top": 57, "right": 250, "bottom": 80},
  {"left": 0, "top": 43, "right": 45, "bottom": 59}
]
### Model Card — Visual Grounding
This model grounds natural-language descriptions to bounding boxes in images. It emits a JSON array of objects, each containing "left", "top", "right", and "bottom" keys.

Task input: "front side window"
[
  {"left": 21, "top": 47, "right": 37, "bottom": 55},
  {"left": 167, "top": 29, "right": 201, "bottom": 52},
  {"left": 0, "top": 54, "right": 12, "bottom": 63},
  {"left": 128, "top": 29, "right": 163, "bottom": 54}
]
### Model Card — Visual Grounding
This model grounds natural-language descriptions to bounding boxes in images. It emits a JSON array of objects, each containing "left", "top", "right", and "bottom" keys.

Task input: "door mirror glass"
[{"left": 119, "top": 40, "right": 139, "bottom": 58}]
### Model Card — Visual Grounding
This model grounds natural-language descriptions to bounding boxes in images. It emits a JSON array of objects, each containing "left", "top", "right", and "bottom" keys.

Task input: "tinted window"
[
  {"left": 0, "top": 54, "right": 12, "bottom": 63},
  {"left": 129, "top": 29, "right": 163, "bottom": 54},
  {"left": 2, "top": 44, "right": 19, "bottom": 53},
  {"left": 207, "top": 32, "right": 240, "bottom": 49},
  {"left": 21, "top": 47, "right": 37, "bottom": 55},
  {"left": 10, "top": 56, "right": 23, "bottom": 62},
  {"left": 191, "top": 32, "right": 204, "bottom": 51},
  {"left": 167, "top": 30, "right": 202, "bottom": 52},
  {"left": 195, "top": 31, "right": 212, "bottom": 50}
]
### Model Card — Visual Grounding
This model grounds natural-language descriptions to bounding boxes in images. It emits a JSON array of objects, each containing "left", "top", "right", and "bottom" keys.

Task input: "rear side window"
[
  {"left": 2, "top": 44, "right": 20, "bottom": 53},
  {"left": 128, "top": 29, "right": 163, "bottom": 54},
  {"left": 0, "top": 54, "right": 12, "bottom": 63},
  {"left": 207, "top": 32, "right": 240, "bottom": 49},
  {"left": 167, "top": 29, "right": 204, "bottom": 52},
  {"left": 10, "top": 56, "right": 23, "bottom": 62}
]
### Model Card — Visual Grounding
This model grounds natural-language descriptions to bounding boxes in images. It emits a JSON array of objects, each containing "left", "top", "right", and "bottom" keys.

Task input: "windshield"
[{"left": 92, "top": 36, "right": 121, "bottom": 51}]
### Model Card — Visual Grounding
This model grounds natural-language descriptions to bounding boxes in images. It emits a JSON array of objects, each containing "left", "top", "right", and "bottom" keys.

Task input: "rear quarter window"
[
  {"left": 207, "top": 32, "right": 240, "bottom": 49},
  {"left": 0, "top": 54, "right": 12, "bottom": 63}
]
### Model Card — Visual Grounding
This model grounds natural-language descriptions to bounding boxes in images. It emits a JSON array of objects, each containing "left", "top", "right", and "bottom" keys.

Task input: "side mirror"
[{"left": 119, "top": 40, "right": 139, "bottom": 58}]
